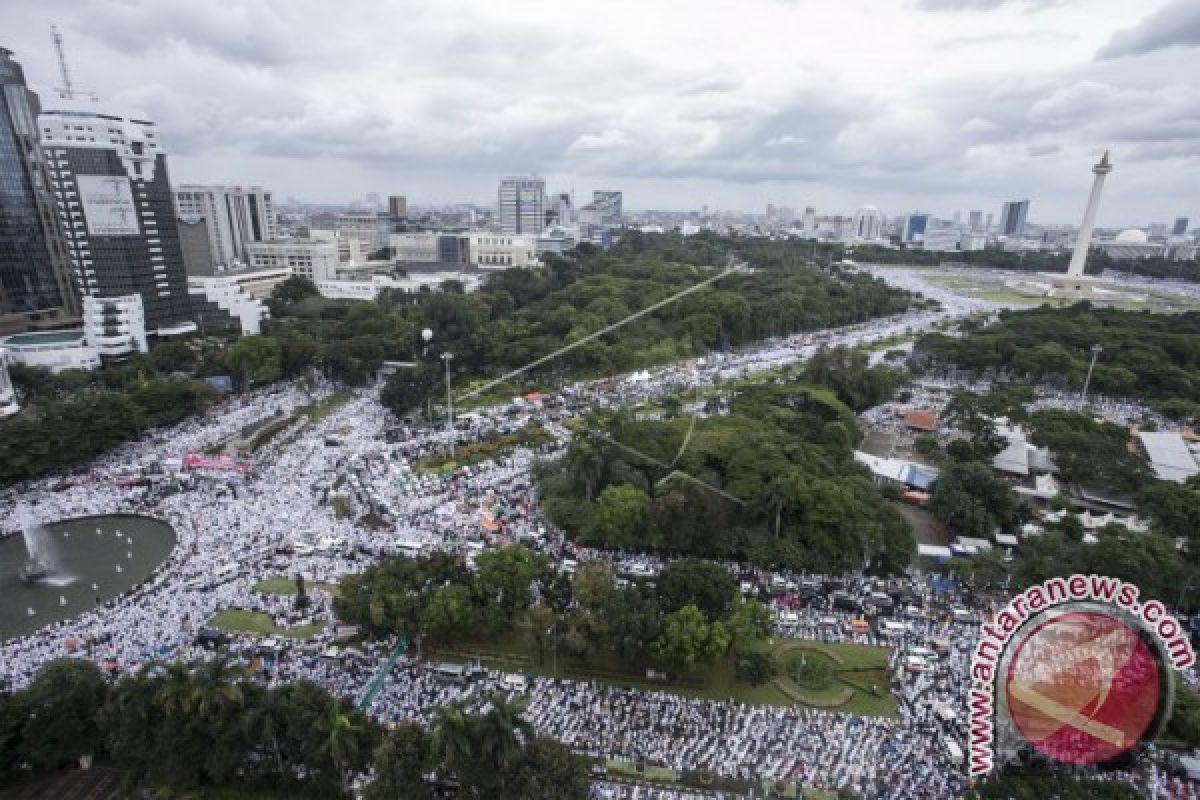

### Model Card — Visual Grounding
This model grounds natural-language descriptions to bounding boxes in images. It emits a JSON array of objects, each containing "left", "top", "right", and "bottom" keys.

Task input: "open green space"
[
  {"left": 209, "top": 609, "right": 325, "bottom": 639},
  {"left": 253, "top": 577, "right": 341, "bottom": 597},
  {"left": 434, "top": 634, "right": 897, "bottom": 717},
  {"left": 303, "top": 390, "right": 354, "bottom": 422},
  {"left": 415, "top": 423, "right": 554, "bottom": 472}
]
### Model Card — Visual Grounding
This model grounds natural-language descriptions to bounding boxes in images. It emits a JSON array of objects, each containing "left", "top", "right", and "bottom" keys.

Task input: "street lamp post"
[
  {"left": 1080, "top": 344, "right": 1103, "bottom": 406},
  {"left": 441, "top": 352, "right": 454, "bottom": 452}
]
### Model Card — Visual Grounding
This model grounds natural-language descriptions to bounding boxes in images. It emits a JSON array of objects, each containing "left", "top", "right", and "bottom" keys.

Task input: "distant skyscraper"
[
  {"left": 952, "top": 211, "right": 961, "bottom": 225},
  {"left": 1000, "top": 200, "right": 1030, "bottom": 237},
  {"left": 591, "top": 190, "right": 623, "bottom": 225},
  {"left": 0, "top": 47, "right": 78, "bottom": 330},
  {"left": 551, "top": 192, "right": 573, "bottom": 226},
  {"left": 904, "top": 213, "right": 930, "bottom": 243},
  {"left": 985, "top": 212, "right": 994, "bottom": 232},
  {"left": 802, "top": 206, "right": 816, "bottom": 233},
  {"left": 40, "top": 109, "right": 195, "bottom": 333},
  {"left": 175, "top": 185, "right": 276, "bottom": 270},
  {"left": 498, "top": 176, "right": 545, "bottom": 235},
  {"left": 968, "top": 210, "right": 983, "bottom": 232},
  {"left": 1172, "top": 217, "right": 1189, "bottom": 236},
  {"left": 388, "top": 195, "right": 407, "bottom": 218},
  {"left": 852, "top": 206, "right": 883, "bottom": 241}
]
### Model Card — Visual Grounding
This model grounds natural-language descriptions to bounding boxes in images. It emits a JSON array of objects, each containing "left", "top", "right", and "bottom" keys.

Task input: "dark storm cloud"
[{"left": 1095, "top": 0, "right": 1200, "bottom": 59}]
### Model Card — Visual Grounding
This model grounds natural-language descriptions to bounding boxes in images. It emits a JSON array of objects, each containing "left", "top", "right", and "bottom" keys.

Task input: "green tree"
[
  {"left": 650, "top": 604, "right": 730, "bottom": 674},
  {"left": 365, "top": 723, "right": 434, "bottom": 800},
  {"left": 656, "top": 559, "right": 738, "bottom": 620},
  {"left": 929, "top": 459, "right": 1026, "bottom": 539},
  {"left": 18, "top": 659, "right": 108, "bottom": 773},
  {"left": 499, "top": 737, "right": 590, "bottom": 800},
  {"left": 421, "top": 583, "right": 477, "bottom": 643},
  {"left": 724, "top": 598, "right": 774, "bottom": 655},
  {"left": 592, "top": 485, "right": 649, "bottom": 549},
  {"left": 227, "top": 335, "right": 283, "bottom": 391}
]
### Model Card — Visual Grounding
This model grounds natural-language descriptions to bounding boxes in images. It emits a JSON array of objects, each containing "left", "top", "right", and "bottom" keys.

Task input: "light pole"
[
  {"left": 420, "top": 329, "right": 434, "bottom": 425},
  {"left": 441, "top": 352, "right": 454, "bottom": 452},
  {"left": 1080, "top": 344, "right": 1103, "bottom": 406}
]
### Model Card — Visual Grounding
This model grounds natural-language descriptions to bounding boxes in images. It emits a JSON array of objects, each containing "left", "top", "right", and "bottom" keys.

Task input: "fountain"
[{"left": 18, "top": 512, "right": 53, "bottom": 583}]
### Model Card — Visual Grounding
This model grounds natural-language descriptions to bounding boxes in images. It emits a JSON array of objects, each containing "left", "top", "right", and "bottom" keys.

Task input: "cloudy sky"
[{"left": 6, "top": 0, "right": 1199, "bottom": 225}]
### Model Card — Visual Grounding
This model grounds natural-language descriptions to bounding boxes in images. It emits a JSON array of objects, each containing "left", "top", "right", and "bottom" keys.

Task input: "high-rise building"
[
  {"left": 802, "top": 206, "right": 816, "bottom": 233},
  {"left": 388, "top": 195, "right": 407, "bottom": 218},
  {"left": 0, "top": 47, "right": 78, "bottom": 331},
  {"left": 904, "top": 213, "right": 930, "bottom": 243},
  {"left": 999, "top": 200, "right": 1030, "bottom": 237},
  {"left": 590, "top": 190, "right": 623, "bottom": 226},
  {"left": 985, "top": 212, "right": 994, "bottom": 232},
  {"left": 174, "top": 185, "right": 276, "bottom": 270},
  {"left": 852, "top": 206, "right": 883, "bottom": 241},
  {"left": 550, "top": 192, "right": 573, "bottom": 227},
  {"left": 968, "top": 210, "right": 983, "bottom": 231},
  {"left": 498, "top": 176, "right": 545, "bottom": 235},
  {"left": 40, "top": 109, "right": 195, "bottom": 334},
  {"left": 1171, "top": 217, "right": 1189, "bottom": 236}
]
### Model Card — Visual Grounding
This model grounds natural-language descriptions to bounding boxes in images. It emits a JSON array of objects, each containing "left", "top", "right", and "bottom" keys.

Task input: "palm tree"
[
  {"left": 475, "top": 696, "right": 533, "bottom": 774},
  {"left": 321, "top": 705, "right": 364, "bottom": 790},
  {"left": 430, "top": 703, "right": 476, "bottom": 783},
  {"left": 154, "top": 661, "right": 195, "bottom": 719},
  {"left": 241, "top": 686, "right": 288, "bottom": 776},
  {"left": 189, "top": 656, "right": 245, "bottom": 720}
]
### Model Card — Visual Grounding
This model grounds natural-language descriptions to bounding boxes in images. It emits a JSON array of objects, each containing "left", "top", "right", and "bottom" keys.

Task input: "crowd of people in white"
[{"left": 1, "top": 274, "right": 1197, "bottom": 799}]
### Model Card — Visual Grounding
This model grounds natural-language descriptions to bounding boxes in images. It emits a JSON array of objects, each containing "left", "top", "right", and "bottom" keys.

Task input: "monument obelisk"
[{"left": 1066, "top": 150, "right": 1112, "bottom": 278}]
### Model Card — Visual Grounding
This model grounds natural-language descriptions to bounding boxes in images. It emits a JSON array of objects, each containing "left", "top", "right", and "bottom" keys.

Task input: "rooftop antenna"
[{"left": 51, "top": 25, "right": 98, "bottom": 103}]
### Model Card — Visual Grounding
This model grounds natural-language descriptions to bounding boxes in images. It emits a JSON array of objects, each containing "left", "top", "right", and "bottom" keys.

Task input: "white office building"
[
  {"left": 244, "top": 238, "right": 340, "bottom": 282},
  {"left": 175, "top": 185, "right": 276, "bottom": 269},
  {"left": 389, "top": 232, "right": 441, "bottom": 263},
  {"left": 0, "top": 347, "right": 17, "bottom": 417},
  {"left": 468, "top": 233, "right": 539, "bottom": 269},
  {"left": 498, "top": 176, "right": 546, "bottom": 235},
  {"left": 187, "top": 277, "right": 269, "bottom": 335},
  {"left": 852, "top": 206, "right": 884, "bottom": 241},
  {"left": 81, "top": 293, "right": 149, "bottom": 358}
]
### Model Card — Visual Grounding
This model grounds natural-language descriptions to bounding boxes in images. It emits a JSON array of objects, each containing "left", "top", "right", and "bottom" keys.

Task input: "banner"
[{"left": 183, "top": 452, "right": 252, "bottom": 473}]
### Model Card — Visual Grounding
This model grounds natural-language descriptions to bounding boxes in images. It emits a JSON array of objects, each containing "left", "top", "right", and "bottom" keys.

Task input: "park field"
[{"left": 431, "top": 634, "right": 898, "bottom": 718}]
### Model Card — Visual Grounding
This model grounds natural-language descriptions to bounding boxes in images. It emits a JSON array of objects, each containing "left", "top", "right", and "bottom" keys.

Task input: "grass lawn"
[
  {"left": 415, "top": 424, "right": 554, "bottom": 472},
  {"left": 305, "top": 390, "right": 354, "bottom": 422},
  {"left": 253, "top": 577, "right": 341, "bottom": 597},
  {"left": 210, "top": 610, "right": 325, "bottom": 640},
  {"left": 432, "top": 635, "right": 898, "bottom": 717}
]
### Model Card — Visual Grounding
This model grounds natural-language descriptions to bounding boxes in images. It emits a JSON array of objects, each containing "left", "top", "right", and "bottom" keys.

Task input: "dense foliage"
[
  {"left": 0, "top": 658, "right": 377, "bottom": 797},
  {"left": 378, "top": 236, "right": 916, "bottom": 416},
  {"left": 366, "top": 704, "right": 589, "bottom": 800},
  {"left": 965, "top": 772, "right": 1143, "bottom": 800},
  {"left": 538, "top": 381, "right": 915, "bottom": 574},
  {"left": 913, "top": 304, "right": 1200, "bottom": 421},
  {"left": 336, "top": 548, "right": 776, "bottom": 678},
  {"left": 0, "top": 376, "right": 214, "bottom": 484}
]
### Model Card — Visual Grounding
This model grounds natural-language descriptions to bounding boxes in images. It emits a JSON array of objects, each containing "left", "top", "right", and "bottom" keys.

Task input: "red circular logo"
[{"left": 1004, "top": 610, "right": 1162, "bottom": 765}]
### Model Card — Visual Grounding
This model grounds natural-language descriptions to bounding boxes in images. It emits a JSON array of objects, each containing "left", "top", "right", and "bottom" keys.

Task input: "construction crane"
[{"left": 51, "top": 25, "right": 98, "bottom": 103}]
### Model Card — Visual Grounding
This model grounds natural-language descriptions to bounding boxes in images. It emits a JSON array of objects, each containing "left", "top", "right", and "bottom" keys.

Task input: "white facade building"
[
  {"left": 0, "top": 329, "right": 100, "bottom": 372},
  {"left": 468, "top": 233, "right": 539, "bottom": 269},
  {"left": 244, "top": 238, "right": 340, "bottom": 282},
  {"left": 187, "top": 277, "right": 269, "bottom": 335},
  {"left": 315, "top": 272, "right": 482, "bottom": 301},
  {"left": 389, "top": 232, "right": 441, "bottom": 263},
  {"left": 0, "top": 347, "right": 17, "bottom": 418},
  {"left": 81, "top": 294, "right": 149, "bottom": 358},
  {"left": 333, "top": 212, "right": 390, "bottom": 251},
  {"left": 175, "top": 185, "right": 276, "bottom": 269},
  {"left": 851, "top": 206, "right": 884, "bottom": 241},
  {"left": 498, "top": 176, "right": 545, "bottom": 235}
]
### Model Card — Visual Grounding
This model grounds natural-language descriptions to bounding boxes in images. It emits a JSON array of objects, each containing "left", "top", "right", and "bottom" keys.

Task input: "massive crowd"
[{"left": 1, "top": 280, "right": 1196, "bottom": 799}]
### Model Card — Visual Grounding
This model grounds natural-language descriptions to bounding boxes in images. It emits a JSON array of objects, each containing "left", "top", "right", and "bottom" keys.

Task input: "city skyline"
[{"left": 3, "top": 0, "right": 1198, "bottom": 225}]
